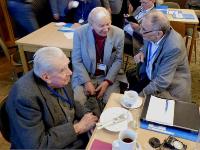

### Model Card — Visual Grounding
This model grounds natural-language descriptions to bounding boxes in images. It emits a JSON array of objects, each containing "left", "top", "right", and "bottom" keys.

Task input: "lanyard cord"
[
  {"left": 147, "top": 42, "right": 159, "bottom": 67},
  {"left": 47, "top": 86, "right": 73, "bottom": 108}
]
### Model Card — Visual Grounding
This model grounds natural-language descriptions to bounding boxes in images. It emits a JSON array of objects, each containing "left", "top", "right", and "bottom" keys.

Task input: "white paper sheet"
[
  {"left": 145, "top": 96, "right": 175, "bottom": 126},
  {"left": 64, "top": 32, "right": 74, "bottom": 39}
]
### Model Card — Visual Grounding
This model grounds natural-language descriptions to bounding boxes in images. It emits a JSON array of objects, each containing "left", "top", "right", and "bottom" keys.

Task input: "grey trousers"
[{"left": 73, "top": 75, "right": 120, "bottom": 105}]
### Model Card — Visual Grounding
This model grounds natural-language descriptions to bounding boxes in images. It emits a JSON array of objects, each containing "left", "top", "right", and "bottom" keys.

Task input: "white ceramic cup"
[
  {"left": 123, "top": 91, "right": 138, "bottom": 106},
  {"left": 112, "top": 129, "right": 137, "bottom": 150}
]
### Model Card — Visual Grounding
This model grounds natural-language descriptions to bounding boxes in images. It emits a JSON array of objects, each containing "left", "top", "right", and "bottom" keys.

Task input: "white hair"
[
  {"left": 88, "top": 7, "right": 111, "bottom": 25},
  {"left": 33, "top": 47, "right": 66, "bottom": 77}
]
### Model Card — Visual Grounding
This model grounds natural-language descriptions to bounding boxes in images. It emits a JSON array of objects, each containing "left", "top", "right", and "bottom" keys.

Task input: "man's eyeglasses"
[
  {"left": 140, "top": 27, "right": 160, "bottom": 35},
  {"left": 141, "top": 30, "right": 159, "bottom": 34}
]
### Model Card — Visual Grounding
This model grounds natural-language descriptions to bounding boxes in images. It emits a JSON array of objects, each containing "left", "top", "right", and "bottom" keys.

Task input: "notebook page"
[{"left": 146, "top": 96, "right": 175, "bottom": 126}]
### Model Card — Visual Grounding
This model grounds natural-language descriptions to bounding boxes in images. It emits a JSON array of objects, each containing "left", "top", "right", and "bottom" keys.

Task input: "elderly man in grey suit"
[
  {"left": 131, "top": 10, "right": 191, "bottom": 102},
  {"left": 6, "top": 47, "right": 98, "bottom": 149},
  {"left": 72, "top": 7, "right": 124, "bottom": 106}
]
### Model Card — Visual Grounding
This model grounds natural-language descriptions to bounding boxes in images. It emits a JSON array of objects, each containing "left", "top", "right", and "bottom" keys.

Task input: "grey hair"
[
  {"left": 88, "top": 7, "right": 111, "bottom": 25},
  {"left": 144, "top": 10, "right": 170, "bottom": 34},
  {"left": 33, "top": 47, "right": 66, "bottom": 77}
]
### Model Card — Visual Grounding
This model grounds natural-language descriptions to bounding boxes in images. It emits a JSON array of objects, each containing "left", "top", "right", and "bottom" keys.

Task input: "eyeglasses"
[
  {"left": 140, "top": 27, "right": 160, "bottom": 35},
  {"left": 141, "top": 30, "right": 159, "bottom": 34}
]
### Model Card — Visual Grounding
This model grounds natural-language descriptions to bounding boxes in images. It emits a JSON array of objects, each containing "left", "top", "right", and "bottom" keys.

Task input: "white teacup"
[
  {"left": 112, "top": 129, "right": 137, "bottom": 150},
  {"left": 122, "top": 91, "right": 138, "bottom": 107}
]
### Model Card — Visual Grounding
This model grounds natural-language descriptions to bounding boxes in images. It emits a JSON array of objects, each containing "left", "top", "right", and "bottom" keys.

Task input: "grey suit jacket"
[
  {"left": 6, "top": 70, "right": 89, "bottom": 149},
  {"left": 140, "top": 28, "right": 191, "bottom": 102},
  {"left": 72, "top": 23, "right": 124, "bottom": 89}
]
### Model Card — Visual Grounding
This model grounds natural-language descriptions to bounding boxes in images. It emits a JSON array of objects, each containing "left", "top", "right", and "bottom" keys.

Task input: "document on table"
[{"left": 145, "top": 96, "right": 175, "bottom": 126}]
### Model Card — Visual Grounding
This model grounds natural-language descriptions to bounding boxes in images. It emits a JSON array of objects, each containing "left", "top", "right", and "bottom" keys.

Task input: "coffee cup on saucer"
[
  {"left": 112, "top": 129, "right": 137, "bottom": 150},
  {"left": 121, "top": 91, "right": 138, "bottom": 109}
]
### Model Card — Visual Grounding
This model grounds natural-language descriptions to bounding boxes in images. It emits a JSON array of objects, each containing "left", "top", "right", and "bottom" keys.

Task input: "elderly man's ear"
[
  {"left": 41, "top": 73, "right": 51, "bottom": 84},
  {"left": 157, "top": 31, "right": 164, "bottom": 39}
]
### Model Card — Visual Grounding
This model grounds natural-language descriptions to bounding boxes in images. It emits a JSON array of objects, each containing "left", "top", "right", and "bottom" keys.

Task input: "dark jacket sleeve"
[{"left": 6, "top": 95, "right": 78, "bottom": 149}]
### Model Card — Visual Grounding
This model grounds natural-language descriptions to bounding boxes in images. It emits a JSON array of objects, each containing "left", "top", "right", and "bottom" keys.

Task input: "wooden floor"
[{"left": 0, "top": 37, "right": 200, "bottom": 149}]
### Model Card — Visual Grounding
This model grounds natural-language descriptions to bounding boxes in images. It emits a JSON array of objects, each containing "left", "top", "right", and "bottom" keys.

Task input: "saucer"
[
  {"left": 120, "top": 97, "right": 143, "bottom": 109},
  {"left": 112, "top": 140, "right": 142, "bottom": 150}
]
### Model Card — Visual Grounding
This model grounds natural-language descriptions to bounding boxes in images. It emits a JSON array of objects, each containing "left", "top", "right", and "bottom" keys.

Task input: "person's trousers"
[
  {"left": 7, "top": 1, "right": 39, "bottom": 37},
  {"left": 73, "top": 75, "right": 120, "bottom": 105}
]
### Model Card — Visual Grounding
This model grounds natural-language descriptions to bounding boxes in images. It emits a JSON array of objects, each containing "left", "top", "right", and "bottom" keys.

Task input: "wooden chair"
[
  {"left": 185, "top": 25, "right": 200, "bottom": 63},
  {"left": 0, "top": 37, "right": 24, "bottom": 79},
  {"left": 0, "top": 95, "right": 10, "bottom": 142}
]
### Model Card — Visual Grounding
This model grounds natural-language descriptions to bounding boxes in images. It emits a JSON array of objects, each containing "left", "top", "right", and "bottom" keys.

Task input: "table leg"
[
  {"left": 18, "top": 45, "right": 29, "bottom": 73},
  {"left": 188, "top": 24, "right": 197, "bottom": 64}
]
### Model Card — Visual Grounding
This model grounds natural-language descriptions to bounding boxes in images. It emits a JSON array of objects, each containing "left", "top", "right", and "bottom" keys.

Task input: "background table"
[
  {"left": 167, "top": 9, "right": 199, "bottom": 64},
  {"left": 16, "top": 22, "right": 80, "bottom": 73},
  {"left": 86, "top": 93, "right": 196, "bottom": 149}
]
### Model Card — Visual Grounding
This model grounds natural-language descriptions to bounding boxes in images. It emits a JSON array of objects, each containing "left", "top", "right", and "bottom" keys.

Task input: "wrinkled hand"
[
  {"left": 84, "top": 81, "right": 96, "bottom": 96},
  {"left": 130, "top": 22, "right": 140, "bottom": 30},
  {"left": 53, "top": 14, "right": 59, "bottom": 20},
  {"left": 134, "top": 52, "right": 144, "bottom": 63},
  {"left": 68, "top": 1, "right": 79, "bottom": 9},
  {"left": 95, "top": 81, "right": 109, "bottom": 100},
  {"left": 74, "top": 113, "right": 98, "bottom": 134}
]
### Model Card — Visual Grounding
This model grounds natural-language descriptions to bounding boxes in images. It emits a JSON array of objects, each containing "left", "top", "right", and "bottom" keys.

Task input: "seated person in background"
[
  {"left": 72, "top": 7, "right": 124, "bottom": 107},
  {"left": 6, "top": 47, "right": 98, "bottom": 149},
  {"left": 124, "top": 0, "right": 155, "bottom": 55},
  {"left": 65, "top": 0, "right": 101, "bottom": 24},
  {"left": 131, "top": 10, "right": 191, "bottom": 102}
]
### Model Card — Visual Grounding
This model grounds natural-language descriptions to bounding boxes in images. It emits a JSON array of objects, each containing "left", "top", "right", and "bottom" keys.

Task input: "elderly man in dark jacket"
[{"left": 6, "top": 47, "right": 98, "bottom": 149}]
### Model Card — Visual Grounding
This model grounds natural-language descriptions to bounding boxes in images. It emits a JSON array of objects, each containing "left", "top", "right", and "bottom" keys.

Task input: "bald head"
[
  {"left": 143, "top": 10, "right": 170, "bottom": 34},
  {"left": 88, "top": 7, "right": 111, "bottom": 25}
]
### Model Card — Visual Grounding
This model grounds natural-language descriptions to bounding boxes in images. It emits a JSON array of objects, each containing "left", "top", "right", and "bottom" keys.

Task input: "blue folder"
[
  {"left": 140, "top": 120, "right": 198, "bottom": 142},
  {"left": 58, "top": 23, "right": 74, "bottom": 32}
]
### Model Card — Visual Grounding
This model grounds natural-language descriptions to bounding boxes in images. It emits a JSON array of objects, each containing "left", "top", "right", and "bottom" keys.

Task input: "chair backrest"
[
  {"left": 170, "top": 22, "right": 186, "bottom": 37},
  {"left": 0, "top": 96, "right": 10, "bottom": 142},
  {"left": 162, "top": 2, "right": 180, "bottom": 8}
]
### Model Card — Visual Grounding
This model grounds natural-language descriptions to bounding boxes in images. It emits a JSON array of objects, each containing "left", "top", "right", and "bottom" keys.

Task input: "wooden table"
[
  {"left": 167, "top": 9, "right": 199, "bottom": 64},
  {"left": 16, "top": 22, "right": 80, "bottom": 73},
  {"left": 86, "top": 93, "right": 196, "bottom": 149}
]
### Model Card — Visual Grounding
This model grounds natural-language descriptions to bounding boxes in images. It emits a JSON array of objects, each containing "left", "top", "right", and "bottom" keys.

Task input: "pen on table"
[{"left": 165, "top": 100, "right": 169, "bottom": 112}]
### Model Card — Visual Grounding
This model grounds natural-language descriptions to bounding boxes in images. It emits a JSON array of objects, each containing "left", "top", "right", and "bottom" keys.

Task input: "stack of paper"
[{"left": 145, "top": 96, "right": 175, "bottom": 126}]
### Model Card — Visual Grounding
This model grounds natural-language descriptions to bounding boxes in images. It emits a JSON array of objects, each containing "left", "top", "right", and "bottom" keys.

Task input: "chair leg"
[
  {"left": 185, "top": 36, "right": 191, "bottom": 49},
  {"left": 194, "top": 39, "right": 197, "bottom": 63}
]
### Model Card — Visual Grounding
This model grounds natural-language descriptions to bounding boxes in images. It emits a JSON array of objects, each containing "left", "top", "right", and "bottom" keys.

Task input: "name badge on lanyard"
[{"left": 97, "top": 63, "right": 107, "bottom": 74}]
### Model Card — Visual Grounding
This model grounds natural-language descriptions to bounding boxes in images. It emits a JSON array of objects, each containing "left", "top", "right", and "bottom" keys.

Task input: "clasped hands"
[
  {"left": 84, "top": 81, "right": 109, "bottom": 100},
  {"left": 74, "top": 112, "right": 98, "bottom": 135}
]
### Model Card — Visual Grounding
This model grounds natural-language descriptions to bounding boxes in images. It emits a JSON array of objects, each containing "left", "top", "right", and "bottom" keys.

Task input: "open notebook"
[
  {"left": 141, "top": 95, "right": 200, "bottom": 132},
  {"left": 145, "top": 96, "right": 175, "bottom": 126}
]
